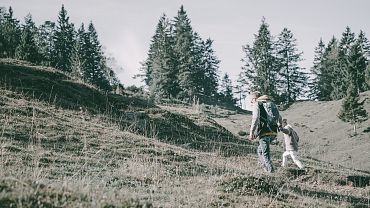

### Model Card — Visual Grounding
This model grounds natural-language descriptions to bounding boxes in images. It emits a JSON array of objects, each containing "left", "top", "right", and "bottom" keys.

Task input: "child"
[{"left": 280, "top": 118, "right": 304, "bottom": 169}]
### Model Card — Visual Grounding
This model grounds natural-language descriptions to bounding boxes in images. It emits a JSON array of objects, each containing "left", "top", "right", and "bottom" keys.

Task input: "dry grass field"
[{"left": 0, "top": 59, "right": 369, "bottom": 207}]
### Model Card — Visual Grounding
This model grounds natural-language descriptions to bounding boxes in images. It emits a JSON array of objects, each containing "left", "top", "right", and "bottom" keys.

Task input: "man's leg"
[
  {"left": 257, "top": 141, "right": 266, "bottom": 170},
  {"left": 259, "top": 137, "right": 274, "bottom": 172},
  {"left": 290, "top": 151, "right": 304, "bottom": 169}
]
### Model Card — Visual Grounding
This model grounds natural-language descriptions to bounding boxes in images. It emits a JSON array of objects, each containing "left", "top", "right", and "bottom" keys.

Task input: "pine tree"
[
  {"left": 348, "top": 40, "right": 367, "bottom": 95},
  {"left": 338, "top": 43, "right": 367, "bottom": 134},
  {"left": 173, "top": 5, "right": 196, "bottom": 100},
  {"left": 0, "top": 7, "right": 21, "bottom": 58},
  {"left": 219, "top": 73, "right": 234, "bottom": 104},
  {"left": 191, "top": 32, "right": 206, "bottom": 98},
  {"left": 321, "top": 37, "right": 339, "bottom": 101},
  {"left": 152, "top": 14, "right": 177, "bottom": 100},
  {"left": 241, "top": 18, "right": 278, "bottom": 99},
  {"left": 142, "top": 14, "right": 177, "bottom": 101},
  {"left": 38, "top": 21, "right": 56, "bottom": 66},
  {"left": 308, "top": 39, "right": 326, "bottom": 100},
  {"left": 15, "top": 14, "right": 41, "bottom": 63},
  {"left": 142, "top": 6, "right": 220, "bottom": 103},
  {"left": 202, "top": 38, "right": 220, "bottom": 100},
  {"left": 235, "top": 73, "right": 249, "bottom": 108},
  {"left": 82, "top": 22, "right": 111, "bottom": 91},
  {"left": 70, "top": 23, "right": 86, "bottom": 80},
  {"left": 356, "top": 30, "right": 370, "bottom": 91},
  {"left": 0, "top": 7, "right": 6, "bottom": 57},
  {"left": 331, "top": 27, "right": 356, "bottom": 100},
  {"left": 275, "top": 28, "right": 307, "bottom": 104},
  {"left": 53, "top": 5, "right": 75, "bottom": 72}
]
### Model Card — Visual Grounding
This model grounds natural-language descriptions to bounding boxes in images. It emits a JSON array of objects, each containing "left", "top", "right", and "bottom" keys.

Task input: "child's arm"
[{"left": 280, "top": 127, "right": 290, "bottom": 135}]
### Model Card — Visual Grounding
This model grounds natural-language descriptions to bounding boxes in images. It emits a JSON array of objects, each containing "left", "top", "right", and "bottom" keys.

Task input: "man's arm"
[{"left": 249, "top": 102, "right": 259, "bottom": 140}]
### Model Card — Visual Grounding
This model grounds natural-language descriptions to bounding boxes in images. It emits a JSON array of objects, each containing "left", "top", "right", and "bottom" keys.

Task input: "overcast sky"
[{"left": 2, "top": 0, "right": 370, "bottom": 88}]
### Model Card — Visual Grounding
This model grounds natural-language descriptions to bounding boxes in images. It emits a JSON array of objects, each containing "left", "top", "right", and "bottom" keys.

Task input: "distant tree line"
[
  {"left": 0, "top": 5, "right": 119, "bottom": 91},
  {"left": 308, "top": 27, "right": 369, "bottom": 126},
  {"left": 1, "top": 5, "right": 368, "bottom": 121},
  {"left": 237, "top": 18, "right": 368, "bottom": 124},
  {"left": 139, "top": 6, "right": 234, "bottom": 105}
]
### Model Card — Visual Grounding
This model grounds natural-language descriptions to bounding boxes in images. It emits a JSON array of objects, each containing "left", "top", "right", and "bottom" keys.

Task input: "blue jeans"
[{"left": 257, "top": 136, "right": 274, "bottom": 173}]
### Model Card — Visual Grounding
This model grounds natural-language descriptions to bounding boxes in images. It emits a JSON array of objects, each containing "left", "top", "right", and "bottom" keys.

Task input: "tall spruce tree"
[
  {"left": 275, "top": 28, "right": 307, "bottom": 104},
  {"left": 0, "top": 7, "right": 21, "bottom": 58},
  {"left": 82, "top": 22, "right": 111, "bottom": 91},
  {"left": 70, "top": 23, "right": 87, "bottom": 80},
  {"left": 38, "top": 21, "right": 56, "bottom": 66},
  {"left": 331, "top": 27, "right": 356, "bottom": 100},
  {"left": 241, "top": 18, "right": 278, "bottom": 99},
  {"left": 0, "top": 7, "right": 5, "bottom": 55},
  {"left": 150, "top": 14, "right": 177, "bottom": 100},
  {"left": 191, "top": 32, "right": 206, "bottom": 98},
  {"left": 53, "top": 5, "right": 75, "bottom": 72},
  {"left": 235, "top": 74, "right": 249, "bottom": 108},
  {"left": 321, "top": 37, "right": 339, "bottom": 101},
  {"left": 356, "top": 30, "right": 370, "bottom": 91},
  {"left": 348, "top": 40, "right": 367, "bottom": 95},
  {"left": 338, "top": 47, "right": 368, "bottom": 134},
  {"left": 173, "top": 5, "right": 196, "bottom": 100},
  {"left": 219, "top": 73, "right": 234, "bottom": 104},
  {"left": 15, "top": 14, "right": 41, "bottom": 63},
  {"left": 141, "top": 14, "right": 177, "bottom": 100},
  {"left": 309, "top": 39, "right": 326, "bottom": 100},
  {"left": 202, "top": 38, "right": 220, "bottom": 100}
]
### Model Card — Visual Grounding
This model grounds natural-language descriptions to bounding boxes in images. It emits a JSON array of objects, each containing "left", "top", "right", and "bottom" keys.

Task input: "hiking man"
[
  {"left": 249, "top": 92, "right": 282, "bottom": 173},
  {"left": 280, "top": 118, "right": 305, "bottom": 169}
]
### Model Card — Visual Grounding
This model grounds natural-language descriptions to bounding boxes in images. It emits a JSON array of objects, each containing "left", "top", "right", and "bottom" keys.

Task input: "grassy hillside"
[
  {"left": 214, "top": 92, "right": 370, "bottom": 172},
  {"left": 1, "top": 59, "right": 370, "bottom": 207}
]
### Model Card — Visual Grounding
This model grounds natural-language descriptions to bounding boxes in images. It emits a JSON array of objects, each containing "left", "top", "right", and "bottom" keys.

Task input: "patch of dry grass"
[{"left": 1, "top": 60, "right": 370, "bottom": 207}]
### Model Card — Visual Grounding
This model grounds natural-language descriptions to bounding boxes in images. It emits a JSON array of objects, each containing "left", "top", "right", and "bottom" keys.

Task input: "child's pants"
[{"left": 282, "top": 150, "right": 304, "bottom": 169}]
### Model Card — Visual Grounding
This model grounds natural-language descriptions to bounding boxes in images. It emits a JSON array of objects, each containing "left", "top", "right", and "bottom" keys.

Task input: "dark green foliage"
[
  {"left": 38, "top": 21, "right": 56, "bottom": 66},
  {"left": 70, "top": 23, "right": 86, "bottom": 79},
  {"left": 148, "top": 14, "right": 177, "bottom": 100},
  {"left": 240, "top": 18, "right": 278, "bottom": 99},
  {"left": 338, "top": 41, "right": 368, "bottom": 124},
  {"left": 81, "top": 22, "right": 111, "bottom": 91},
  {"left": 141, "top": 6, "right": 221, "bottom": 104},
  {"left": 310, "top": 27, "right": 369, "bottom": 101},
  {"left": 321, "top": 37, "right": 339, "bottom": 100},
  {"left": 275, "top": 28, "right": 307, "bottom": 104},
  {"left": 198, "top": 38, "right": 220, "bottom": 101},
  {"left": 308, "top": 39, "right": 326, "bottom": 100},
  {"left": 173, "top": 6, "right": 197, "bottom": 100},
  {"left": 356, "top": 30, "right": 370, "bottom": 92},
  {"left": 53, "top": 5, "right": 75, "bottom": 72},
  {"left": 0, "top": 7, "right": 21, "bottom": 58},
  {"left": 0, "top": 6, "right": 119, "bottom": 91},
  {"left": 219, "top": 73, "right": 235, "bottom": 104},
  {"left": 331, "top": 27, "right": 356, "bottom": 100},
  {"left": 338, "top": 84, "right": 367, "bottom": 124},
  {"left": 15, "top": 14, "right": 42, "bottom": 63}
]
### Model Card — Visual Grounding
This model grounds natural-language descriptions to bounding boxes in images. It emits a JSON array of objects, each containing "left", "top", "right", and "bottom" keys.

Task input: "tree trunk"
[{"left": 353, "top": 123, "right": 357, "bottom": 135}]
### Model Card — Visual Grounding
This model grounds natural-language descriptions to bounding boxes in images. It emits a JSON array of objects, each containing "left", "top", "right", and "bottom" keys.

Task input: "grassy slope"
[
  {"left": 0, "top": 59, "right": 370, "bottom": 207},
  {"left": 281, "top": 93, "right": 370, "bottom": 171},
  {"left": 214, "top": 92, "right": 370, "bottom": 172}
]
